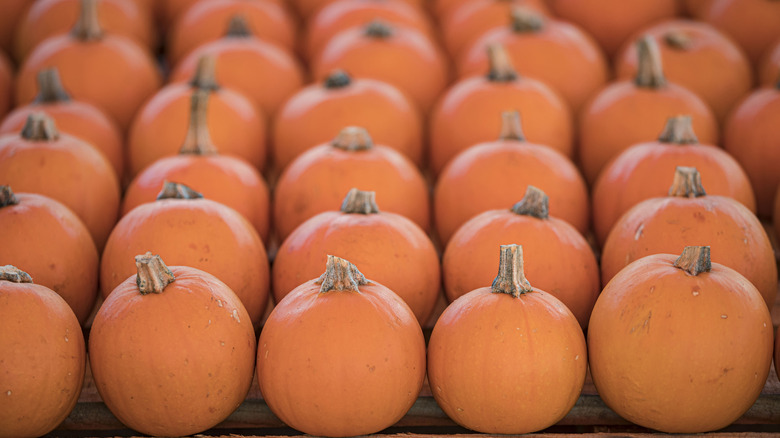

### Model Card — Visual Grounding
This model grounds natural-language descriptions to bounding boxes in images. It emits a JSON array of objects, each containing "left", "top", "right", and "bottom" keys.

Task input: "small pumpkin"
[
  {"left": 293, "top": 0, "right": 424, "bottom": 20},
  {"left": 0, "top": 0, "right": 33, "bottom": 56},
  {"left": 257, "top": 255, "right": 426, "bottom": 437},
  {"left": 0, "top": 50, "right": 13, "bottom": 121},
  {"left": 758, "top": 39, "right": 780, "bottom": 86}
]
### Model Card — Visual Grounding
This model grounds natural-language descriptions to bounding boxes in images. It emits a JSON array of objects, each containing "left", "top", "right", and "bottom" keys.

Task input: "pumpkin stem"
[
  {"left": 225, "top": 14, "right": 252, "bottom": 38},
  {"left": 492, "top": 245, "right": 533, "bottom": 297},
  {"left": 635, "top": 35, "right": 667, "bottom": 89},
  {"left": 668, "top": 166, "right": 707, "bottom": 198},
  {"left": 664, "top": 31, "right": 692, "bottom": 50},
  {"left": 0, "top": 186, "right": 20, "bottom": 208},
  {"left": 316, "top": 255, "right": 369, "bottom": 293},
  {"left": 0, "top": 265, "right": 33, "bottom": 284},
  {"left": 510, "top": 6, "right": 545, "bottom": 33},
  {"left": 340, "top": 188, "right": 380, "bottom": 214},
  {"left": 71, "top": 0, "right": 103, "bottom": 41},
  {"left": 34, "top": 68, "right": 71, "bottom": 104},
  {"left": 332, "top": 126, "right": 374, "bottom": 151},
  {"left": 135, "top": 252, "right": 176, "bottom": 295},
  {"left": 499, "top": 110, "right": 526, "bottom": 141},
  {"left": 179, "top": 90, "right": 218, "bottom": 155},
  {"left": 189, "top": 55, "right": 219, "bottom": 92},
  {"left": 364, "top": 20, "right": 394, "bottom": 39},
  {"left": 21, "top": 113, "right": 60, "bottom": 141},
  {"left": 324, "top": 70, "right": 352, "bottom": 89},
  {"left": 156, "top": 181, "right": 204, "bottom": 200},
  {"left": 673, "top": 246, "right": 712, "bottom": 276},
  {"left": 510, "top": 186, "right": 549, "bottom": 219},
  {"left": 486, "top": 44, "right": 519, "bottom": 82},
  {"left": 658, "top": 115, "right": 698, "bottom": 144}
]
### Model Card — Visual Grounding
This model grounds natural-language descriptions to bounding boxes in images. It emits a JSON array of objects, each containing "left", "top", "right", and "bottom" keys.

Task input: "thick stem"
[
  {"left": 664, "top": 30, "right": 692, "bottom": 50},
  {"left": 0, "top": 265, "right": 33, "bottom": 284},
  {"left": 486, "top": 44, "right": 519, "bottom": 82},
  {"left": 499, "top": 111, "right": 526, "bottom": 141},
  {"left": 510, "top": 186, "right": 549, "bottom": 219},
  {"left": 134, "top": 252, "right": 176, "bottom": 295},
  {"left": 156, "top": 181, "right": 204, "bottom": 200},
  {"left": 179, "top": 91, "right": 218, "bottom": 155},
  {"left": 324, "top": 70, "right": 352, "bottom": 89},
  {"left": 668, "top": 166, "right": 707, "bottom": 198},
  {"left": 340, "top": 188, "right": 380, "bottom": 214},
  {"left": 364, "top": 20, "right": 394, "bottom": 39},
  {"left": 658, "top": 115, "right": 699, "bottom": 144},
  {"left": 510, "top": 6, "right": 545, "bottom": 33},
  {"left": 0, "top": 186, "right": 19, "bottom": 208},
  {"left": 189, "top": 55, "right": 219, "bottom": 92},
  {"left": 34, "top": 68, "right": 71, "bottom": 104},
  {"left": 673, "top": 246, "right": 712, "bottom": 276},
  {"left": 21, "top": 113, "right": 60, "bottom": 141},
  {"left": 332, "top": 127, "right": 373, "bottom": 151},
  {"left": 225, "top": 14, "right": 252, "bottom": 38},
  {"left": 316, "top": 255, "right": 369, "bottom": 293},
  {"left": 635, "top": 36, "right": 667, "bottom": 89},
  {"left": 491, "top": 245, "right": 533, "bottom": 297},
  {"left": 71, "top": 0, "right": 103, "bottom": 41}
]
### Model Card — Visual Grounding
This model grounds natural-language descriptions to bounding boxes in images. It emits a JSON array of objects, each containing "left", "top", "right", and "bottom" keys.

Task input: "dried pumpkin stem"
[
  {"left": 0, "top": 265, "right": 33, "bottom": 284},
  {"left": 668, "top": 166, "right": 706, "bottom": 198},
  {"left": 135, "top": 252, "right": 176, "bottom": 295},
  {"left": 332, "top": 126, "right": 374, "bottom": 151},
  {"left": 364, "top": 20, "right": 394, "bottom": 39},
  {"left": 156, "top": 181, "right": 204, "bottom": 200},
  {"left": 316, "top": 255, "right": 369, "bottom": 293},
  {"left": 486, "top": 44, "right": 519, "bottom": 82},
  {"left": 324, "top": 70, "right": 352, "bottom": 89},
  {"left": 340, "top": 188, "right": 380, "bottom": 214},
  {"left": 511, "top": 186, "right": 549, "bottom": 219},
  {"left": 499, "top": 111, "right": 526, "bottom": 141},
  {"left": 510, "top": 6, "right": 545, "bottom": 33},
  {"left": 225, "top": 14, "right": 252, "bottom": 38},
  {"left": 34, "top": 68, "right": 71, "bottom": 104},
  {"left": 0, "top": 186, "right": 19, "bottom": 208},
  {"left": 658, "top": 115, "right": 698, "bottom": 144},
  {"left": 664, "top": 31, "right": 692, "bottom": 50},
  {"left": 673, "top": 246, "right": 712, "bottom": 276},
  {"left": 189, "top": 55, "right": 219, "bottom": 92},
  {"left": 491, "top": 245, "right": 533, "bottom": 298},
  {"left": 179, "top": 90, "right": 218, "bottom": 155},
  {"left": 21, "top": 113, "right": 60, "bottom": 141},
  {"left": 635, "top": 36, "right": 667, "bottom": 89},
  {"left": 71, "top": 0, "right": 103, "bottom": 41}
]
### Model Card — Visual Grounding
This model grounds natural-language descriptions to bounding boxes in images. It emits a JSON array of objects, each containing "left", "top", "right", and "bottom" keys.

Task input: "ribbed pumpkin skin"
[
  {"left": 0, "top": 279, "right": 86, "bottom": 438},
  {"left": 588, "top": 253, "right": 773, "bottom": 433}
]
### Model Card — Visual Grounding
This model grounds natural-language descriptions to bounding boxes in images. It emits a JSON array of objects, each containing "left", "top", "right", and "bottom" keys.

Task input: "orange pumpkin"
[
  {"left": 257, "top": 255, "right": 426, "bottom": 437},
  {"left": 578, "top": 36, "right": 719, "bottom": 184},
  {"left": 588, "top": 246, "right": 773, "bottom": 432},
  {"left": 90, "top": 253, "right": 256, "bottom": 437},
  {"left": 758, "top": 39, "right": 780, "bottom": 86},
  {"left": 429, "top": 44, "right": 572, "bottom": 175},
  {"left": 601, "top": 167, "right": 777, "bottom": 310},
  {"left": 273, "top": 188, "right": 440, "bottom": 325},
  {"left": 434, "top": 110, "right": 588, "bottom": 245},
  {"left": 272, "top": 69, "right": 424, "bottom": 171},
  {"left": 428, "top": 244, "right": 586, "bottom": 434},
  {"left": 123, "top": 90, "right": 271, "bottom": 243},
  {"left": 0, "top": 113, "right": 120, "bottom": 250},
  {"left": 0, "top": 265, "right": 86, "bottom": 438},
  {"left": 1, "top": 67, "right": 124, "bottom": 183},
  {"left": 0, "top": 50, "right": 13, "bottom": 121},
  {"left": 101, "top": 182, "right": 270, "bottom": 328},
  {"left": 442, "top": 186, "right": 599, "bottom": 328},
  {"left": 273, "top": 126, "right": 430, "bottom": 241},
  {"left": 592, "top": 115, "right": 756, "bottom": 247},
  {"left": 293, "top": 0, "right": 424, "bottom": 20},
  {"left": 311, "top": 19, "right": 450, "bottom": 113},
  {"left": 0, "top": 186, "right": 98, "bottom": 325}
]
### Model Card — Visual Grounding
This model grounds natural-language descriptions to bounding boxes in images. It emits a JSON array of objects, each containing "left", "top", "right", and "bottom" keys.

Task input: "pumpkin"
[
  {"left": 434, "top": 110, "right": 588, "bottom": 245},
  {"left": 428, "top": 244, "right": 586, "bottom": 434},
  {"left": 433, "top": 0, "right": 548, "bottom": 18},
  {"left": 578, "top": 36, "right": 718, "bottom": 184},
  {"left": 272, "top": 69, "right": 424, "bottom": 171},
  {"left": 0, "top": 265, "right": 86, "bottom": 438},
  {"left": 14, "top": 0, "right": 162, "bottom": 131},
  {"left": 293, "top": 0, "right": 424, "bottom": 20},
  {"left": 429, "top": 43, "right": 573, "bottom": 175},
  {"left": 257, "top": 255, "right": 426, "bottom": 437},
  {"left": 123, "top": 90, "right": 271, "bottom": 243},
  {"left": 592, "top": 115, "right": 756, "bottom": 247},
  {"left": 101, "top": 182, "right": 270, "bottom": 328},
  {"left": 273, "top": 188, "right": 440, "bottom": 325},
  {"left": 0, "top": 0, "right": 33, "bottom": 56},
  {"left": 1, "top": 67, "right": 124, "bottom": 183},
  {"left": 758, "top": 39, "right": 780, "bottom": 86},
  {"left": 0, "top": 50, "right": 13, "bottom": 121},
  {"left": 442, "top": 186, "right": 599, "bottom": 328},
  {"left": 310, "top": 19, "right": 450, "bottom": 113},
  {"left": 89, "top": 253, "right": 256, "bottom": 437},
  {"left": 0, "top": 186, "right": 98, "bottom": 325},
  {"left": 588, "top": 246, "right": 773, "bottom": 432},
  {"left": 0, "top": 113, "right": 120, "bottom": 250},
  {"left": 168, "top": 14, "right": 304, "bottom": 120},
  {"left": 273, "top": 126, "right": 430, "bottom": 241},
  {"left": 456, "top": 6, "right": 608, "bottom": 115},
  {"left": 601, "top": 166, "right": 777, "bottom": 310},
  {"left": 614, "top": 19, "right": 753, "bottom": 122},
  {"left": 723, "top": 80, "right": 780, "bottom": 218}
]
